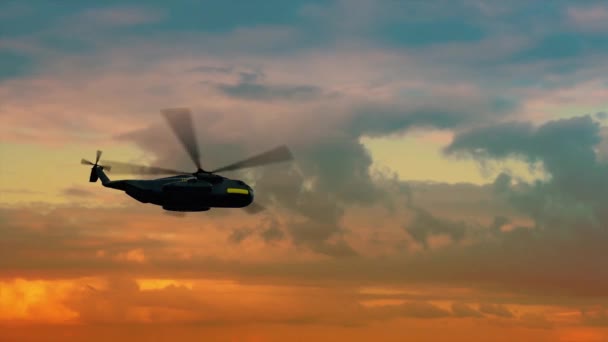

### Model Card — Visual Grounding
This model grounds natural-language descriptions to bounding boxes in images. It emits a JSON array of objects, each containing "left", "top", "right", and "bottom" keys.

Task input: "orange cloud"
[
  {"left": 0, "top": 278, "right": 78, "bottom": 323},
  {"left": 115, "top": 248, "right": 146, "bottom": 263}
]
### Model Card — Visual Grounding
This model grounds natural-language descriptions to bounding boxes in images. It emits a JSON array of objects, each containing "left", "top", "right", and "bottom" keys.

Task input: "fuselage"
[{"left": 101, "top": 172, "right": 254, "bottom": 212}]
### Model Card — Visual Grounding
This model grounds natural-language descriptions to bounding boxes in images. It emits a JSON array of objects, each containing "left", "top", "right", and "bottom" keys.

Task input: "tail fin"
[
  {"left": 82, "top": 150, "right": 110, "bottom": 185},
  {"left": 90, "top": 166, "right": 110, "bottom": 185},
  {"left": 89, "top": 167, "right": 99, "bottom": 182}
]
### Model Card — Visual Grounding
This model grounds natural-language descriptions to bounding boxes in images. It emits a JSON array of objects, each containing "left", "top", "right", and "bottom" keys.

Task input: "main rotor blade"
[
  {"left": 210, "top": 145, "right": 293, "bottom": 173},
  {"left": 99, "top": 160, "right": 191, "bottom": 175},
  {"left": 161, "top": 108, "right": 202, "bottom": 171}
]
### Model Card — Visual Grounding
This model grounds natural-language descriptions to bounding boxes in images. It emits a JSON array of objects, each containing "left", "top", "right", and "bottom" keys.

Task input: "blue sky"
[{"left": 3, "top": 1, "right": 608, "bottom": 70}]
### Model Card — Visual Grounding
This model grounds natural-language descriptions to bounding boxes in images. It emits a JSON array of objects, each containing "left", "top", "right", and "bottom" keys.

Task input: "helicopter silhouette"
[{"left": 81, "top": 108, "right": 293, "bottom": 214}]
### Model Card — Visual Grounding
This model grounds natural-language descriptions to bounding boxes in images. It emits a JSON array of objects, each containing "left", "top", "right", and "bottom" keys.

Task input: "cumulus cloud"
[{"left": 445, "top": 115, "right": 608, "bottom": 223}]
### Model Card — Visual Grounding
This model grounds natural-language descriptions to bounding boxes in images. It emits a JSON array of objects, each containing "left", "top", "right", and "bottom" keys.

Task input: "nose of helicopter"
[
  {"left": 247, "top": 186, "right": 255, "bottom": 204},
  {"left": 227, "top": 182, "right": 254, "bottom": 207}
]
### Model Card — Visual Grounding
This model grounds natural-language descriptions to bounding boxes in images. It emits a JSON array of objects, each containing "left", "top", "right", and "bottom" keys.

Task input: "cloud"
[
  {"left": 413, "top": 115, "right": 608, "bottom": 300},
  {"left": 215, "top": 82, "right": 327, "bottom": 102},
  {"left": 5, "top": 1, "right": 608, "bottom": 340},
  {"left": 4, "top": 182, "right": 608, "bottom": 339},
  {"left": 0, "top": 188, "right": 44, "bottom": 195},
  {"left": 567, "top": 5, "right": 608, "bottom": 32},
  {"left": 479, "top": 303, "right": 514, "bottom": 318},
  {"left": 445, "top": 115, "right": 607, "bottom": 221},
  {"left": 0, "top": 278, "right": 78, "bottom": 323},
  {"left": 189, "top": 65, "right": 234, "bottom": 74},
  {"left": 259, "top": 218, "right": 285, "bottom": 243},
  {"left": 581, "top": 307, "right": 608, "bottom": 327},
  {"left": 66, "top": 277, "right": 208, "bottom": 324},
  {"left": 0, "top": 276, "right": 457, "bottom": 328},
  {"left": 71, "top": 6, "right": 165, "bottom": 28},
  {"left": 405, "top": 208, "right": 467, "bottom": 248},
  {"left": 519, "top": 313, "right": 554, "bottom": 329},
  {"left": 362, "top": 301, "right": 452, "bottom": 322},
  {"left": 116, "top": 248, "right": 146, "bottom": 263},
  {"left": 3, "top": 165, "right": 608, "bottom": 301},
  {"left": 228, "top": 227, "right": 254, "bottom": 244},
  {"left": 445, "top": 115, "right": 602, "bottom": 182},
  {"left": 62, "top": 186, "right": 94, "bottom": 197},
  {"left": 451, "top": 302, "right": 483, "bottom": 318},
  {"left": 200, "top": 66, "right": 335, "bottom": 102}
]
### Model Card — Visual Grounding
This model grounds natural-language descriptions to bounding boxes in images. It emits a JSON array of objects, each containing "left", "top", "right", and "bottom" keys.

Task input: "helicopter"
[{"left": 81, "top": 108, "right": 293, "bottom": 213}]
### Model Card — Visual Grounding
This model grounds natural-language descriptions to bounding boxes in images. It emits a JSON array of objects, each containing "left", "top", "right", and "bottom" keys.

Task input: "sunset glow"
[{"left": 2, "top": 1, "right": 608, "bottom": 341}]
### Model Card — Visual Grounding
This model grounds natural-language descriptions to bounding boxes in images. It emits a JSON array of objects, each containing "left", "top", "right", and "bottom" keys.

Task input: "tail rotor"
[{"left": 81, "top": 150, "right": 111, "bottom": 182}]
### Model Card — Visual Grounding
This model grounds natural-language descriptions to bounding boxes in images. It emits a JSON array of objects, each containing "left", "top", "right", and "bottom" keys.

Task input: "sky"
[{"left": 2, "top": 0, "right": 608, "bottom": 341}]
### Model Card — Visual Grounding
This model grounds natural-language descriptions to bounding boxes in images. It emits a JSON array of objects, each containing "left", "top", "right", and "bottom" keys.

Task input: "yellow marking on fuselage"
[{"left": 227, "top": 188, "right": 249, "bottom": 195}]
